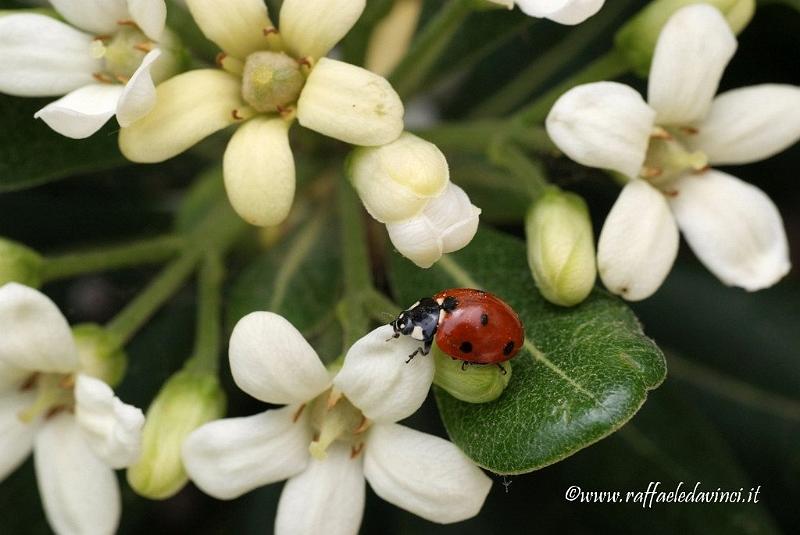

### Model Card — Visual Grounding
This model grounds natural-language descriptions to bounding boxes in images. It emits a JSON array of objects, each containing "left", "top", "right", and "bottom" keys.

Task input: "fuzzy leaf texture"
[{"left": 390, "top": 227, "right": 666, "bottom": 474}]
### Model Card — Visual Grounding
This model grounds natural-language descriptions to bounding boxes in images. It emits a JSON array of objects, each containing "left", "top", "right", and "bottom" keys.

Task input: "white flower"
[
  {"left": 489, "top": 0, "right": 605, "bottom": 25},
  {"left": 119, "top": 0, "right": 405, "bottom": 228},
  {"left": 0, "top": 283, "right": 144, "bottom": 535},
  {"left": 182, "top": 312, "right": 491, "bottom": 534},
  {"left": 0, "top": 0, "right": 175, "bottom": 139},
  {"left": 349, "top": 133, "right": 481, "bottom": 268},
  {"left": 546, "top": 4, "right": 798, "bottom": 300}
]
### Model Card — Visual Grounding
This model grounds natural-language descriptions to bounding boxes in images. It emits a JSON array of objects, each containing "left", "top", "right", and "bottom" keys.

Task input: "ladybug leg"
[
  {"left": 385, "top": 332, "right": 400, "bottom": 343},
  {"left": 496, "top": 363, "right": 508, "bottom": 375},
  {"left": 405, "top": 347, "right": 423, "bottom": 364},
  {"left": 461, "top": 361, "right": 469, "bottom": 371},
  {"left": 422, "top": 339, "right": 433, "bottom": 356}
]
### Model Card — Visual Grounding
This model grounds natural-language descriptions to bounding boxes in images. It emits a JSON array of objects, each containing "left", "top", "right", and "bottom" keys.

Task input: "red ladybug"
[{"left": 389, "top": 288, "right": 524, "bottom": 371}]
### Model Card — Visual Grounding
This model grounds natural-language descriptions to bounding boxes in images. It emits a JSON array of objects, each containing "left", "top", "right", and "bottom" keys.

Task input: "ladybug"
[{"left": 389, "top": 288, "right": 524, "bottom": 371}]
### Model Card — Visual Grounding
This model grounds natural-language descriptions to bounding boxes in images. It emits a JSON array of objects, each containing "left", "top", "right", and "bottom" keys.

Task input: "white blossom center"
[
  {"left": 90, "top": 24, "right": 153, "bottom": 83},
  {"left": 306, "top": 388, "right": 369, "bottom": 461},
  {"left": 641, "top": 126, "right": 708, "bottom": 191},
  {"left": 17, "top": 372, "right": 75, "bottom": 423}
]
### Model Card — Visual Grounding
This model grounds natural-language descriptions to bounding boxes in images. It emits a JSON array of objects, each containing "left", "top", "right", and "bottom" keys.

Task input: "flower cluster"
[
  {"left": 0, "top": 0, "right": 177, "bottom": 138},
  {"left": 546, "top": 4, "right": 798, "bottom": 300}
]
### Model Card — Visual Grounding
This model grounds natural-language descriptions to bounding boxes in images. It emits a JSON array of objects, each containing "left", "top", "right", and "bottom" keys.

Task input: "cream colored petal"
[
  {"left": 274, "top": 442, "right": 365, "bottom": 535},
  {"left": 185, "top": 0, "right": 273, "bottom": 59},
  {"left": 223, "top": 117, "right": 296, "bottom": 227},
  {"left": 647, "top": 4, "right": 736, "bottom": 125},
  {"left": 127, "top": 0, "right": 167, "bottom": 41},
  {"left": 119, "top": 69, "right": 244, "bottom": 163},
  {"left": 280, "top": 0, "right": 365, "bottom": 60},
  {"left": 0, "top": 14, "right": 100, "bottom": 97},
  {"left": 546, "top": 81, "right": 656, "bottom": 179},
  {"left": 229, "top": 312, "right": 330, "bottom": 405},
  {"left": 365, "top": 0, "right": 423, "bottom": 76},
  {"left": 0, "top": 283, "right": 79, "bottom": 374},
  {"left": 49, "top": 0, "right": 128, "bottom": 34},
  {"left": 35, "top": 413, "right": 121, "bottom": 535},
  {"left": 692, "top": 84, "right": 800, "bottom": 166},
  {"left": 333, "top": 325, "right": 434, "bottom": 424},
  {"left": 0, "top": 389, "right": 36, "bottom": 481},
  {"left": 669, "top": 170, "right": 790, "bottom": 291},
  {"left": 74, "top": 374, "right": 145, "bottom": 469},
  {"left": 298, "top": 58, "right": 404, "bottom": 146},
  {"left": 364, "top": 424, "right": 491, "bottom": 524},
  {"left": 516, "top": 0, "right": 605, "bottom": 25},
  {"left": 182, "top": 406, "right": 312, "bottom": 500},
  {"left": 116, "top": 49, "right": 161, "bottom": 128},
  {"left": 348, "top": 132, "right": 449, "bottom": 224},
  {"left": 597, "top": 179, "right": 679, "bottom": 301},
  {"left": 34, "top": 84, "right": 122, "bottom": 139}
]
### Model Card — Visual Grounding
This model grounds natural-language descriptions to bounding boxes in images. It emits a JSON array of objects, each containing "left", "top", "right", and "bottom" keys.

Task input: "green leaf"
[
  {"left": 228, "top": 211, "right": 342, "bottom": 341},
  {"left": 0, "top": 95, "right": 127, "bottom": 192},
  {"left": 389, "top": 227, "right": 666, "bottom": 474}
]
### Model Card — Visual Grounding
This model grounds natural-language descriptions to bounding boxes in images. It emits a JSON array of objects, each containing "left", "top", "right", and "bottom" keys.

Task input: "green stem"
[
  {"left": 40, "top": 235, "right": 184, "bottom": 283},
  {"left": 106, "top": 201, "right": 247, "bottom": 346},
  {"left": 417, "top": 121, "right": 553, "bottom": 155},
  {"left": 469, "top": 0, "right": 632, "bottom": 118},
  {"left": 514, "top": 49, "right": 630, "bottom": 125},
  {"left": 489, "top": 143, "right": 549, "bottom": 199},
  {"left": 389, "top": 0, "right": 476, "bottom": 99},
  {"left": 363, "top": 288, "right": 402, "bottom": 322},
  {"left": 185, "top": 253, "right": 224, "bottom": 374},
  {"left": 337, "top": 177, "right": 373, "bottom": 348}
]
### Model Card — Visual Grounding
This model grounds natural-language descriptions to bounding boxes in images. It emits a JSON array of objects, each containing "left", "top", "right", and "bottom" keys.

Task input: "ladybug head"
[{"left": 390, "top": 310, "right": 415, "bottom": 337}]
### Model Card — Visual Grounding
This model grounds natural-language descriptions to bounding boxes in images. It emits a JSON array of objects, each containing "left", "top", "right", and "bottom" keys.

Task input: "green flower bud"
[
  {"left": 127, "top": 370, "right": 226, "bottom": 499},
  {"left": 432, "top": 345, "right": 512, "bottom": 404},
  {"left": 615, "top": 0, "right": 755, "bottom": 76},
  {"left": 72, "top": 324, "right": 127, "bottom": 387},
  {"left": 0, "top": 238, "right": 44, "bottom": 287},
  {"left": 525, "top": 188, "right": 596, "bottom": 307}
]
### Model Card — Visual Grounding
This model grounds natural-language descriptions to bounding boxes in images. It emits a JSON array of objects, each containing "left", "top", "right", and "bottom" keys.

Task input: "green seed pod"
[
  {"left": 525, "top": 188, "right": 596, "bottom": 307},
  {"left": 432, "top": 345, "right": 512, "bottom": 404},
  {"left": 72, "top": 324, "right": 127, "bottom": 387},
  {"left": 0, "top": 238, "right": 44, "bottom": 288},
  {"left": 127, "top": 370, "right": 226, "bottom": 500},
  {"left": 615, "top": 0, "right": 755, "bottom": 76}
]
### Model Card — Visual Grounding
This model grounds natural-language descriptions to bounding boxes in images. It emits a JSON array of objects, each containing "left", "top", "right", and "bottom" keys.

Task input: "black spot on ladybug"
[
  {"left": 459, "top": 341, "right": 473, "bottom": 354},
  {"left": 503, "top": 341, "right": 515, "bottom": 356},
  {"left": 480, "top": 313, "right": 489, "bottom": 326},
  {"left": 442, "top": 296, "right": 458, "bottom": 312}
]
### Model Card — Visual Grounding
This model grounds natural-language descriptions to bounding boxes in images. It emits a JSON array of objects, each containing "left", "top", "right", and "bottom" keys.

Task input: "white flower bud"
[
  {"left": 432, "top": 345, "right": 511, "bottom": 404},
  {"left": 615, "top": 0, "right": 755, "bottom": 75},
  {"left": 525, "top": 189, "right": 596, "bottom": 307},
  {"left": 0, "top": 238, "right": 43, "bottom": 287},
  {"left": 386, "top": 182, "right": 481, "bottom": 268},
  {"left": 348, "top": 132, "right": 449, "bottom": 223},
  {"left": 72, "top": 324, "right": 127, "bottom": 387},
  {"left": 127, "top": 370, "right": 226, "bottom": 499}
]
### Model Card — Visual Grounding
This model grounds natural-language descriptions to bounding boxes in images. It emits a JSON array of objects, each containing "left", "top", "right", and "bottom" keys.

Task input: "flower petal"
[
  {"left": 386, "top": 183, "right": 481, "bottom": 268},
  {"left": 74, "top": 374, "right": 144, "bottom": 469},
  {"left": 516, "top": 0, "right": 605, "bottom": 25},
  {"left": 0, "top": 283, "right": 79, "bottom": 373},
  {"left": 116, "top": 48, "right": 161, "bottom": 127},
  {"left": 119, "top": 69, "right": 244, "bottom": 163},
  {"left": 274, "top": 442, "right": 365, "bottom": 535},
  {"left": 223, "top": 117, "right": 296, "bottom": 227},
  {"left": 333, "top": 325, "right": 434, "bottom": 424},
  {"left": 35, "top": 413, "right": 121, "bottom": 535},
  {"left": 364, "top": 423, "right": 491, "bottom": 523},
  {"left": 546, "top": 81, "right": 655, "bottom": 178},
  {"left": 0, "top": 389, "right": 37, "bottom": 481},
  {"left": 349, "top": 132, "right": 449, "bottom": 224},
  {"left": 127, "top": 0, "right": 167, "bottom": 40},
  {"left": 669, "top": 170, "right": 790, "bottom": 291},
  {"left": 49, "top": 0, "right": 128, "bottom": 34},
  {"left": 647, "top": 4, "right": 736, "bottom": 125},
  {"left": 280, "top": 0, "right": 366, "bottom": 59},
  {"left": 229, "top": 312, "right": 330, "bottom": 405},
  {"left": 0, "top": 14, "right": 100, "bottom": 97},
  {"left": 691, "top": 84, "right": 800, "bottom": 166},
  {"left": 185, "top": 0, "right": 273, "bottom": 59},
  {"left": 597, "top": 179, "right": 679, "bottom": 301},
  {"left": 34, "top": 84, "right": 123, "bottom": 139},
  {"left": 298, "top": 58, "right": 404, "bottom": 146},
  {"left": 182, "top": 406, "right": 312, "bottom": 500}
]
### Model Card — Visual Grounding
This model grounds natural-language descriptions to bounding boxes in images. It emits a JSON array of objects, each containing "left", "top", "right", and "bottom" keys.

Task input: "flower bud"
[
  {"left": 0, "top": 238, "right": 43, "bottom": 287},
  {"left": 432, "top": 345, "right": 511, "bottom": 404},
  {"left": 615, "top": 0, "right": 755, "bottom": 76},
  {"left": 365, "top": 0, "right": 423, "bottom": 76},
  {"left": 127, "top": 370, "right": 226, "bottom": 499},
  {"left": 72, "top": 324, "right": 127, "bottom": 387},
  {"left": 525, "top": 189, "right": 596, "bottom": 307},
  {"left": 348, "top": 132, "right": 449, "bottom": 223}
]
